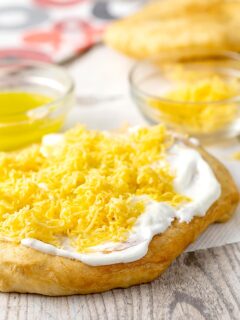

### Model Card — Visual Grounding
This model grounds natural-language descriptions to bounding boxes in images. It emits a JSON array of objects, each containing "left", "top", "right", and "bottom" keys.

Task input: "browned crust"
[
  {"left": 0, "top": 146, "right": 238, "bottom": 296},
  {"left": 104, "top": 1, "right": 240, "bottom": 61}
]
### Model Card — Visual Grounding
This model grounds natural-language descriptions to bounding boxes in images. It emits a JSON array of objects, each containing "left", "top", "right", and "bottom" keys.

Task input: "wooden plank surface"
[
  {"left": 0, "top": 242, "right": 239, "bottom": 320},
  {"left": 0, "top": 46, "right": 240, "bottom": 320}
]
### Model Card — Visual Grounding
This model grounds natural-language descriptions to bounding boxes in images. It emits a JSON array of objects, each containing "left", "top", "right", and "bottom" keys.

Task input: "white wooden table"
[
  {"left": 1, "top": 243, "right": 240, "bottom": 320},
  {"left": 0, "top": 46, "right": 240, "bottom": 320}
]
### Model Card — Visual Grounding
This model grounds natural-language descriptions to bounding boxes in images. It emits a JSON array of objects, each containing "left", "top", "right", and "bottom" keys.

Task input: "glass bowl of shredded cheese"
[
  {"left": 129, "top": 52, "right": 240, "bottom": 143},
  {"left": 0, "top": 58, "right": 75, "bottom": 151}
]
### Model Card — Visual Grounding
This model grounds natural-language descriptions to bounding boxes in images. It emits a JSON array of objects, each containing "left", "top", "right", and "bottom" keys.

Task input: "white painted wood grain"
[
  {"left": 0, "top": 243, "right": 240, "bottom": 320},
  {"left": 1, "top": 45, "right": 240, "bottom": 320}
]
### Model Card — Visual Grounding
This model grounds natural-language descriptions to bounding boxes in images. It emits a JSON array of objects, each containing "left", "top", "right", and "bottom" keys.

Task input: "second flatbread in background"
[{"left": 104, "top": 0, "right": 240, "bottom": 61}]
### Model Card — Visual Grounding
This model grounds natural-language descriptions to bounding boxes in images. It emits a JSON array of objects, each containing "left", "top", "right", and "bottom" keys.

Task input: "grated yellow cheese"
[
  {"left": 0, "top": 125, "right": 187, "bottom": 252},
  {"left": 148, "top": 76, "right": 239, "bottom": 134}
]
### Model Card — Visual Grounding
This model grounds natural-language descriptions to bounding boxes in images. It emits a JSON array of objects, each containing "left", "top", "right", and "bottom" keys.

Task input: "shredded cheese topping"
[
  {"left": 0, "top": 125, "right": 187, "bottom": 252},
  {"left": 148, "top": 76, "right": 239, "bottom": 134}
]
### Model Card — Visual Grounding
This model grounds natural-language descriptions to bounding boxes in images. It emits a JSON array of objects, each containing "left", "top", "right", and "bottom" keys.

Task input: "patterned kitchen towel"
[{"left": 0, "top": 0, "right": 146, "bottom": 63}]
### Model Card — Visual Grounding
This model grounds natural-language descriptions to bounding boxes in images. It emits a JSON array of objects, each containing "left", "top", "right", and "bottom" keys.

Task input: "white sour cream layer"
[{"left": 21, "top": 141, "right": 221, "bottom": 266}]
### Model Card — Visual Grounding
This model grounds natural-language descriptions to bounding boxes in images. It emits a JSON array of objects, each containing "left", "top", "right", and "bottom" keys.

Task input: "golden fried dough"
[
  {"left": 0, "top": 145, "right": 238, "bottom": 296},
  {"left": 105, "top": 0, "right": 240, "bottom": 60}
]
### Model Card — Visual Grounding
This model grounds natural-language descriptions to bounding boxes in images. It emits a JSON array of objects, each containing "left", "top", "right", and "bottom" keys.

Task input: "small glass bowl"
[
  {"left": 0, "top": 58, "right": 75, "bottom": 151},
  {"left": 129, "top": 52, "right": 240, "bottom": 143}
]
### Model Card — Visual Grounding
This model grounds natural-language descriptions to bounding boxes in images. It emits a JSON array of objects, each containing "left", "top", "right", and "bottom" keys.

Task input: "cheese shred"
[
  {"left": 0, "top": 125, "right": 187, "bottom": 252},
  {"left": 148, "top": 76, "right": 239, "bottom": 134}
]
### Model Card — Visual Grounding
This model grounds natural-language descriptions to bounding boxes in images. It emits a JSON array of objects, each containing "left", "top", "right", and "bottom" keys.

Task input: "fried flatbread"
[
  {"left": 0, "top": 143, "right": 238, "bottom": 295},
  {"left": 105, "top": 0, "right": 240, "bottom": 60}
]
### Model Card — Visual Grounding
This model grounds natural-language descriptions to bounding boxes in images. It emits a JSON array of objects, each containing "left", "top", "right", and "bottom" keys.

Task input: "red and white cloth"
[{"left": 0, "top": 0, "right": 145, "bottom": 63}]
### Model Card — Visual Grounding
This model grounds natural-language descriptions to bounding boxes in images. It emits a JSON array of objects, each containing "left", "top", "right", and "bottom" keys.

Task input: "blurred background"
[{"left": 0, "top": 0, "right": 146, "bottom": 63}]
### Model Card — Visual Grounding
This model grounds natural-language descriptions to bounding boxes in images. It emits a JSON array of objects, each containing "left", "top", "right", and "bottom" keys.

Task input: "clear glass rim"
[
  {"left": 0, "top": 58, "right": 75, "bottom": 117},
  {"left": 129, "top": 50, "right": 240, "bottom": 106}
]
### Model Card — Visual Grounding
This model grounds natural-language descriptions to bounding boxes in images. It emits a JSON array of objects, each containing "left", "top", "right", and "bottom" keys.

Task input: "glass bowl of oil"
[
  {"left": 129, "top": 51, "right": 240, "bottom": 143},
  {"left": 0, "top": 58, "right": 75, "bottom": 151}
]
